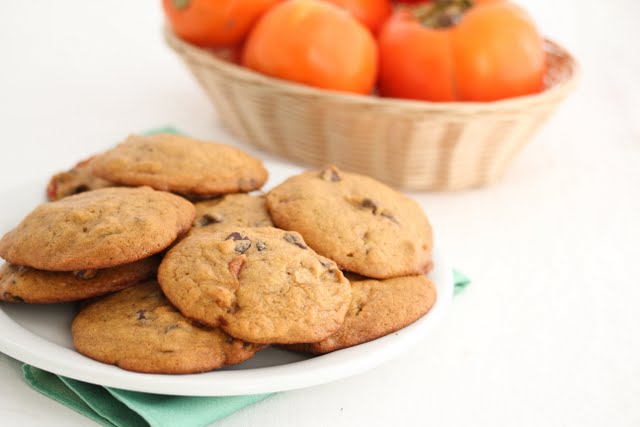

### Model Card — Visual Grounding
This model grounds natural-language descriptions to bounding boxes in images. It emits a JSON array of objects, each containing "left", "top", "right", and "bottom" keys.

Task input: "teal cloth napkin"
[
  {"left": 22, "top": 365, "right": 270, "bottom": 427},
  {"left": 21, "top": 270, "right": 470, "bottom": 427},
  {"left": 453, "top": 269, "right": 471, "bottom": 295},
  {"left": 144, "top": 126, "right": 183, "bottom": 136}
]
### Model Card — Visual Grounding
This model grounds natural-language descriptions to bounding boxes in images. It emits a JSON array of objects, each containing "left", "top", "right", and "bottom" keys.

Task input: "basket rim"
[{"left": 165, "top": 27, "right": 580, "bottom": 113}]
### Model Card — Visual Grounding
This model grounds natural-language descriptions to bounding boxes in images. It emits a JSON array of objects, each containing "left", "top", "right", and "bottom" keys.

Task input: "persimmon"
[
  {"left": 322, "top": 0, "right": 392, "bottom": 33},
  {"left": 242, "top": 0, "right": 378, "bottom": 94},
  {"left": 378, "top": 0, "right": 546, "bottom": 101},
  {"left": 163, "top": 0, "right": 281, "bottom": 47}
]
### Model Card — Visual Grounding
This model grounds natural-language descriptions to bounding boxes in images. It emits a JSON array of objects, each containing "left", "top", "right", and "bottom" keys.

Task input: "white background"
[{"left": 1, "top": 0, "right": 639, "bottom": 426}]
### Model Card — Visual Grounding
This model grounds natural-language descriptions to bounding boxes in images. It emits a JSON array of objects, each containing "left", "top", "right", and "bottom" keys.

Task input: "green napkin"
[
  {"left": 453, "top": 269, "right": 471, "bottom": 295},
  {"left": 21, "top": 270, "right": 470, "bottom": 427},
  {"left": 144, "top": 126, "right": 183, "bottom": 136},
  {"left": 22, "top": 365, "right": 271, "bottom": 427}
]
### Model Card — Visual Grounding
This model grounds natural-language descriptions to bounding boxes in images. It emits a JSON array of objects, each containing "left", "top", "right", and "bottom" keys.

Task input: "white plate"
[{"left": 0, "top": 182, "right": 452, "bottom": 396}]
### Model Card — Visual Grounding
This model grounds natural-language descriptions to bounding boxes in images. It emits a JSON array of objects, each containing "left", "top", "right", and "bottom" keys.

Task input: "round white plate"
[{"left": 0, "top": 182, "right": 452, "bottom": 396}]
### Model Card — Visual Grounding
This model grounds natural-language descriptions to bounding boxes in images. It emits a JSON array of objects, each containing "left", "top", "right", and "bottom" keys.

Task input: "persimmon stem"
[
  {"left": 413, "top": 0, "right": 473, "bottom": 28},
  {"left": 172, "top": 0, "right": 190, "bottom": 10}
]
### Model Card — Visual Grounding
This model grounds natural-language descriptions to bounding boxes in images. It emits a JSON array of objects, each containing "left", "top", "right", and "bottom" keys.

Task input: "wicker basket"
[{"left": 165, "top": 28, "right": 579, "bottom": 191}]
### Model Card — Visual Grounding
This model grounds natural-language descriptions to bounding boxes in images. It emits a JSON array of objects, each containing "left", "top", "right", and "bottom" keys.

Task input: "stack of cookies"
[
  {"left": 266, "top": 166, "right": 436, "bottom": 354},
  {"left": 0, "top": 187, "right": 192, "bottom": 304},
  {"left": 0, "top": 132, "right": 436, "bottom": 374}
]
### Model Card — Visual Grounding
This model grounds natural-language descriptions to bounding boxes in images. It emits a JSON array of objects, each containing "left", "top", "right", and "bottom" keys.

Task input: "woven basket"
[{"left": 165, "top": 28, "right": 578, "bottom": 191}]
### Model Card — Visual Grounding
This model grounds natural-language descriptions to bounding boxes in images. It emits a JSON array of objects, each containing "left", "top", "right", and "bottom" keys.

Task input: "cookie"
[
  {"left": 91, "top": 133, "right": 268, "bottom": 195},
  {"left": 285, "top": 275, "right": 437, "bottom": 354},
  {"left": 0, "top": 257, "right": 159, "bottom": 304},
  {"left": 158, "top": 227, "right": 351, "bottom": 344},
  {"left": 0, "top": 187, "right": 195, "bottom": 271},
  {"left": 190, "top": 194, "right": 273, "bottom": 235},
  {"left": 46, "top": 157, "right": 114, "bottom": 201},
  {"left": 266, "top": 166, "right": 433, "bottom": 279},
  {"left": 72, "top": 281, "right": 261, "bottom": 374}
]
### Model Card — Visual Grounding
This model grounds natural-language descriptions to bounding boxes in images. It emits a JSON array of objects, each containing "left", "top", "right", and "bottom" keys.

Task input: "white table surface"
[{"left": 1, "top": 1, "right": 639, "bottom": 426}]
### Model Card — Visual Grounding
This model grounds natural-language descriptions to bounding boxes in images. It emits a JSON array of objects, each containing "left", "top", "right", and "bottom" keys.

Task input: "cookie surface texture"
[
  {"left": 190, "top": 194, "right": 273, "bottom": 236},
  {"left": 158, "top": 227, "right": 351, "bottom": 344},
  {"left": 0, "top": 257, "right": 159, "bottom": 304},
  {"left": 286, "top": 275, "right": 437, "bottom": 354},
  {"left": 72, "top": 281, "right": 261, "bottom": 374},
  {"left": 0, "top": 187, "right": 195, "bottom": 271},
  {"left": 266, "top": 166, "right": 433, "bottom": 278},
  {"left": 92, "top": 133, "right": 268, "bottom": 195}
]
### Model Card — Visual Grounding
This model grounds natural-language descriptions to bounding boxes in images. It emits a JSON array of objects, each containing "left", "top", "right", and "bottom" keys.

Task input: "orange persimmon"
[
  {"left": 378, "top": 0, "right": 546, "bottom": 101},
  {"left": 163, "top": 0, "right": 281, "bottom": 47},
  {"left": 242, "top": 0, "right": 378, "bottom": 94}
]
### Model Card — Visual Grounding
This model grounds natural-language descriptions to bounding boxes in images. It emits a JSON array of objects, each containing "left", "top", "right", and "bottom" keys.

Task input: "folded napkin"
[
  {"left": 22, "top": 365, "right": 270, "bottom": 427},
  {"left": 21, "top": 270, "right": 469, "bottom": 427}
]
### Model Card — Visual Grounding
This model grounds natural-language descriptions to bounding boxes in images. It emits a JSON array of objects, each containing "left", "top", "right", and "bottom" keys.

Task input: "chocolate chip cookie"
[
  {"left": 72, "top": 281, "right": 261, "bottom": 374},
  {"left": 91, "top": 133, "right": 268, "bottom": 195},
  {"left": 285, "top": 275, "right": 437, "bottom": 354},
  {"left": 0, "top": 187, "right": 195, "bottom": 271},
  {"left": 158, "top": 227, "right": 351, "bottom": 344},
  {"left": 0, "top": 257, "right": 159, "bottom": 304},
  {"left": 189, "top": 194, "right": 273, "bottom": 235},
  {"left": 46, "top": 156, "right": 114, "bottom": 201},
  {"left": 266, "top": 166, "right": 433, "bottom": 279}
]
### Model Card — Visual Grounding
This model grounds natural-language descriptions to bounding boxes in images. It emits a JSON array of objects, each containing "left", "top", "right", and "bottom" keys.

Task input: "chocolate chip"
[
  {"left": 165, "top": 324, "right": 179, "bottom": 333},
  {"left": 361, "top": 198, "right": 378, "bottom": 214},
  {"left": 256, "top": 241, "right": 266, "bottom": 251},
  {"left": 284, "top": 233, "right": 307, "bottom": 249},
  {"left": 320, "top": 166, "right": 341, "bottom": 182},
  {"left": 74, "top": 269, "right": 98, "bottom": 280},
  {"left": 136, "top": 309, "right": 147, "bottom": 321},
  {"left": 235, "top": 240, "right": 252, "bottom": 254},
  {"left": 226, "top": 232, "right": 245, "bottom": 241},
  {"left": 380, "top": 210, "right": 400, "bottom": 225},
  {"left": 196, "top": 213, "right": 223, "bottom": 227},
  {"left": 3, "top": 292, "right": 24, "bottom": 302},
  {"left": 226, "top": 232, "right": 252, "bottom": 253}
]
